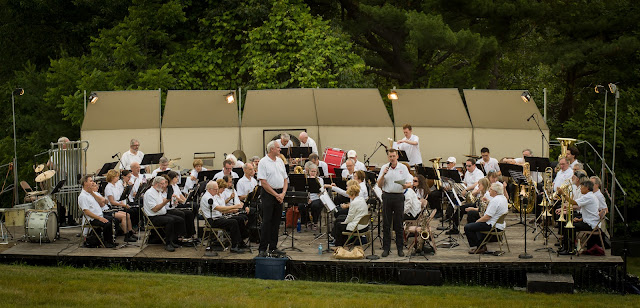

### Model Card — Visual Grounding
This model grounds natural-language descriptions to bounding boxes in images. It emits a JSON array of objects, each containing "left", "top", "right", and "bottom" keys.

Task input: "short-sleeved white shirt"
[
  {"left": 464, "top": 168, "right": 484, "bottom": 189},
  {"left": 183, "top": 167, "right": 207, "bottom": 193},
  {"left": 576, "top": 191, "right": 600, "bottom": 229},
  {"left": 377, "top": 162, "right": 413, "bottom": 193},
  {"left": 104, "top": 182, "right": 123, "bottom": 206},
  {"left": 317, "top": 161, "right": 329, "bottom": 176},
  {"left": 78, "top": 190, "right": 103, "bottom": 224},
  {"left": 257, "top": 155, "right": 288, "bottom": 190},
  {"left": 553, "top": 168, "right": 573, "bottom": 191},
  {"left": 121, "top": 150, "right": 144, "bottom": 170},
  {"left": 398, "top": 134, "right": 422, "bottom": 166},
  {"left": 484, "top": 194, "right": 508, "bottom": 230},
  {"left": 341, "top": 160, "right": 366, "bottom": 172},
  {"left": 299, "top": 137, "right": 318, "bottom": 155},
  {"left": 144, "top": 187, "right": 166, "bottom": 216},
  {"left": 482, "top": 157, "right": 500, "bottom": 174},
  {"left": 404, "top": 188, "right": 421, "bottom": 217},
  {"left": 200, "top": 191, "right": 224, "bottom": 219},
  {"left": 594, "top": 190, "right": 607, "bottom": 211},
  {"left": 236, "top": 176, "right": 258, "bottom": 197}
]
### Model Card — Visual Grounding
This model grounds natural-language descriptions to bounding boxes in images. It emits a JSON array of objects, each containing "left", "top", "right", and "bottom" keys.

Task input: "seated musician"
[
  {"left": 213, "top": 159, "right": 239, "bottom": 180},
  {"left": 480, "top": 147, "right": 500, "bottom": 174},
  {"left": 200, "top": 180, "right": 246, "bottom": 253},
  {"left": 103, "top": 170, "right": 137, "bottom": 242},
  {"left": 237, "top": 163, "right": 258, "bottom": 202},
  {"left": 463, "top": 158, "right": 485, "bottom": 194},
  {"left": 151, "top": 157, "right": 171, "bottom": 177},
  {"left": 331, "top": 185, "right": 369, "bottom": 247},
  {"left": 327, "top": 171, "right": 368, "bottom": 218},
  {"left": 183, "top": 159, "right": 207, "bottom": 194},
  {"left": 590, "top": 176, "right": 608, "bottom": 217},
  {"left": 556, "top": 179, "right": 600, "bottom": 254},
  {"left": 412, "top": 175, "right": 429, "bottom": 208},
  {"left": 78, "top": 175, "right": 116, "bottom": 248},
  {"left": 342, "top": 158, "right": 356, "bottom": 179},
  {"left": 275, "top": 133, "right": 293, "bottom": 149},
  {"left": 403, "top": 185, "right": 422, "bottom": 221},
  {"left": 341, "top": 150, "right": 366, "bottom": 171},
  {"left": 464, "top": 183, "right": 508, "bottom": 254},
  {"left": 221, "top": 176, "right": 250, "bottom": 242},
  {"left": 300, "top": 164, "right": 325, "bottom": 231},
  {"left": 121, "top": 138, "right": 144, "bottom": 170},
  {"left": 553, "top": 158, "right": 573, "bottom": 191},
  {"left": 308, "top": 153, "right": 328, "bottom": 176},
  {"left": 118, "top": 169, "right": 141, "bottom": 229},
  {"left": 165, "top": 171, "right": 197, "bottom": 241},
  {"left": 446, "top": 178, "right": 491, "bottom": 235},
  {"left": 143, "top": 176, "right": 186, "bottom": 252},
  {"left": 226, "top": 153, "right": 244, "bottom": 168},
  {"left": 129, "top": 162, "right": 147, "bottom": 203}
]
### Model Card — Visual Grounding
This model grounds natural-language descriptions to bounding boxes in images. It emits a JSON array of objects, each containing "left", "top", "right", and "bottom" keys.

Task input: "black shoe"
[
  {"left": 397, "top": 249, "right": 405, "bottom": 257},
  {"left": 238, "top": 242, "right": 248, "bottom": 249},
  {"left": 558, "top": 250, "right": 572, "bottom": 255},
  {"left": 258, "top": 251, "right": 267, "bottom": 257},
  {"left": 104, "top": 242, "right": 115, "bottom": 248},
  {"left": 164, "top": 244, "right": 175, "bottom": 252},
  {"left": 127, "top": 232, "right": 138, "bottom": 240},
  {"left": 59, "top": 221, "right": 68, "bottom": 227},
  {"left": 67, "top": 220, "right": 78, "bottom": 226},
  {"left": 230, "top": 247, "right": 246, "bottom": 254},
  {"left": 170, "top": 242, "right": 180, "bottom": 248},
  {"left": 434, "top": 212, "right": 443, "bottom": 219},
  {"left": 270, "top": 249, "right": 286, "bottom": 257},
  {"left": 381, "top": 250, "right": 390, "bottom": 257},
  {"left": 124, "top": 236, "right": 137, "bottom": 243},
  {"left": 445, "top": 229, "right": 460, "bottom": 235}
]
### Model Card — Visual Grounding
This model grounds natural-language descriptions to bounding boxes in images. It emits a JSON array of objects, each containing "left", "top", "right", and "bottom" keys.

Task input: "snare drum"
[
  {"left": 25, "top": 211, "right": 58, "bottom": 243},
  {"left": 34, "top": 196, "right": 56, "bottom": 211},
  {"left": 323, "top": 148, "right": 346, "bottom": 176}
]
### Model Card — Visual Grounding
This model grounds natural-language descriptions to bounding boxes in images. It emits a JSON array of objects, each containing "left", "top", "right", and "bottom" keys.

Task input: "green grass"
[
  {"left": 628, "top": 257, "right": 640, "bottom": 277},
  {"left": 0, "top": 264, "right": 637, "bottom": 307}
]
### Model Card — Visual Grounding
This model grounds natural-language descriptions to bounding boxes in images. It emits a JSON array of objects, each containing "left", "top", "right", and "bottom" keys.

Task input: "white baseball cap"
[
  {"left": 347, "top": 150, "right": 357, "bottom": 158},
  {"left": 446, "top": 156, "right": 457, "bottom": 164}
]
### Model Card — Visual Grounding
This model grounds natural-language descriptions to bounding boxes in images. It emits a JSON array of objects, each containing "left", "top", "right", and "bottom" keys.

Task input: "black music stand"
[
  {"left": 290, "top": 146, "right": 312, "bottom": 162},
  {"left": 119, "top": 185, "right": 133, "bottom": 201},
  {"left": 50, "top": 179, "right": 66, "bottom": 196},
  {"left": 233, "top": 167, "right": 244, "bottom": 179},
  {"left": 334, "top": 168, "right": 345, "bottom": 179},
  {"left": 141, "top": 153, "right": 164, "bottom": 166},
  {"left": 364, "top": 171, "right": 383, "bottom": 253},
  {"left": 155, "top": 170, "right": 170, "bottom": 177},
  {"left": 396, "top": 150, "right": 409, "bottom": 163},
  {"left": 98, "top": 162, "right": 118, "bottom": 176},
  {"left": 500, "top": 163, "right": 527, "bottom": 227},
  {"left": 525, "top": 156, "right": 550, "bottom": 173},
  {"left": 281, "top": 188, "right": 308, "bottom": 252},
  {"left": 507, "top": 168, "right": 533, "bottom": 259},
  {"left": 197, "top": 170, "right": 216, "bottom": 182},
  {"left": 280, "top": 148, "right": 292, "bottom": 159}
]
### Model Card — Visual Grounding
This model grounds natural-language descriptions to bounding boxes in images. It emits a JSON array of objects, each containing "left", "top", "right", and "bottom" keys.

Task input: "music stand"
[
  {"left": 50, "top": 179, "right": 66, "bottom": 196},
  {"left": 506, "top": 168, "right": 532, "bottom": 259},
  {"left": 197, "top": 170, "right": 216, "bottom": 182},
  {"left": 281, "top": 188, "right": 308, "bottom": 252},
  {"left": 280, "top": 148, "right": 292, "bottom": 159},
  {"left": 155, "top": 170, "right": 170, "bottom": 177},
  {"left": 119, "top": 185, "right": 133, "bottom": 201},
  {"left": 98, "top": 162, "right": 118, "bottom": 176},
  {"left": 288, "top": 174, "right": 307, "bottom": 191},
  {"left": 334, "top": 168, "right": 345, "bottom": 179},
  {"left": 233, "top": 167, "right": 244, "bottom": 179},
  {"left": 396, "top": 150, "right": 409, "bottom": 163},
  {"left": 141, "top": 153, "right": 164, "bottom": 166},
  {"left": 525, "top": 156, "right": 550, "bottom": 173},
  {"left": 290, "top": 147, "right": 312, "bottom": 162}
]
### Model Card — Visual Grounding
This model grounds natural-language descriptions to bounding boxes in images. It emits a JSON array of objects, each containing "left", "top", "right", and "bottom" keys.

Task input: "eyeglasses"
[
  {"left": 465, "top": 165, "right": 472, "bottom": 168},
  {"left": 413, "top": 180, "right": 418, "bottom": 182}
]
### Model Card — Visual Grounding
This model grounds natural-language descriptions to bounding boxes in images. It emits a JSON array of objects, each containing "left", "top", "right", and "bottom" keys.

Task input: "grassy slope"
[
  {"left": 0, "top": 264, "right": 637, "bottom": 307},
  {"left": 628, "top": 257, "right": 640, "bottom": 277}
]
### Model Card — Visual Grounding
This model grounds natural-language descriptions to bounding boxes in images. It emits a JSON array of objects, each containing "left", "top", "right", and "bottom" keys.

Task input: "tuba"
[{"left": 557, "top": 137, "right": 577, "bottom": 161}]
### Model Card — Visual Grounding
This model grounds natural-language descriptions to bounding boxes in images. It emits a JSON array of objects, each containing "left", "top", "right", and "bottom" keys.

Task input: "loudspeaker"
[{"left": 398, "top": 269, "right": 442, "bottom": 286}]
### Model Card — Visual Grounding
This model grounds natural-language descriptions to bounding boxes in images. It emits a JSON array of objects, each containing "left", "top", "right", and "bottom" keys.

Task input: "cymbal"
[
  {"left": 35, "top": 170, "right": 56, "bottom": 183},
  {"left": 34, "top": 164, "right": 45, "bottom": 173},
  {"left": 170, "top": 157, "right": 181, "bottom": 161},
  {"left": 232, "top": 150, "right": 247, "bottom": 163}
]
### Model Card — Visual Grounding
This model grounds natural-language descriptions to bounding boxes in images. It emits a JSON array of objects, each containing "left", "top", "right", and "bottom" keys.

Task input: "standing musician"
[
  {"left": 553, "top": 157, "right": 573, "bottom": 192},
  {"left": 299, "top": 132, "right": 318, "bottom": 155},
  {"left": 331, "top": 185, "right": 369, "bottom": 247},
  {"left": 275, "top": 133, "right": 294, "bottom": 149},
  {"left": 480, "top": 147, "right": 500, "bottom": 174},
  {"left": 200, "top": 181, "right": 246, "bottom": 253},
  {"left": 566, "top": 145, "right": 581, "bottom": 170},
  {"left": 395, "top": 124, "right": 423, "bottom": 166},
  {"left": 183, "top": 159, "right": 207, "bottom": 194},
  {"left": 165, "top": 171, "right": 197, "bottom": 241},
  {"left": 341, "top": 150, "right": 366, "bottom": 171},
  {"left": 555, "top": 179, "right": 599, "bottom": 254},
  {"left": 463, "top": 158, "right": 485, "bottom": 194},
  {"left": 464, "top": 183, "right": 508, "bottom": 254},
  {"left": 308, "top": 153, "right": 329, "bottom": 176},
  {"left": 103, "top": 170, "right": 137, "bottom": 242},
  {"left": 257, "top": 140, "right": 289, "bottom": 257},
  {"left": 220, "top": 176, "right": 250, "bottom": 243},
  {"left": 342, "top": 158, "right": 356, "bottom": 179},
  {"left": 151, "top": 157, "right": 171, "bottom": 177},
  {"left": 143, "top": 176, "right": 186, "bottom": 252},
  {"left": 78, "top": 175, "right": 116, "bottom": 248},
  {"left": 214, "top": 159, "right": 239, "bottom": 180},
  {"left": 377, "top": 148, "right": 413, "bottom": 257},
  {"left": 121, "top": 139, "right": 145, "bottom": 170}
]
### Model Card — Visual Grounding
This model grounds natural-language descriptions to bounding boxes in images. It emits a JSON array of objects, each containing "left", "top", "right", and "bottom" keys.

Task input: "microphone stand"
[
  {"left": 529, "top": 114, "right": 549, "bottom": 158},
  {"left": 113, "top": 153, "right": 125, "bottom": 170},
  {"left": 204, "top": 197, "right": 218, "bottom": 256},
  {"left": 364, "top": 142, "right": 386, "bottom": 167}
]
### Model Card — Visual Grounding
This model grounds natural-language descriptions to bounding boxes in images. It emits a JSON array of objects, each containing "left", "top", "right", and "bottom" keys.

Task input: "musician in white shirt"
[
  {"left": 556, "top": 180, "right": 600, "bottom": 253},
  {"left": 480, "top": 147, "right": 500, "bottom": 174},
  {"left": 332, "top": 185, "right": 369, "bottom": 247},
  {"left": 403, "top": 187, "right": 421, "bottom": 220},
  {"left": 183, "top": 159, "right": 207, "bottom": 193},
  {"left": 165, "top": 171, "right": 197, "bottom": 240},
  {"left": 213, "top": 159, "right": 239, "bottom": 180},
  {"left": 341, "top": 150, "right": 366, "bottom": 171},
  {"left": 464, "top": 183, "right": 508, "bottom": 254},
  {"left": 151, "top": 157, "right": 171, "bottom": 177},
  {"left": 121, "top": 139, "right": 145, "bottom": 170},
  {"left": 590, "top": 176, "right": 608, "bottom": 215},
  {"left": 199, "top": 181, "right": 246, "bottom": 253},
  {"left": 377, "top": 149, "right": 413, "bottom": 257},
  {"left": 308, "top": 153, "right": 328, "bottom": 176},
  {"left": 220, "top": 176, "right": 250, "bottom": 242},
  {"left": 299, "top": 132, "right": 318, "bottom": 155},
  {"left": 566, "top": 146, "right": 581, "bottom": 170},
  {"left": 396, "top": 124, "right": 422, "bottom": 166},
  {"left": 78, "top": 176, "right": 116, "bottom": 248},
  {"left": 237, "top": 163, "right": 258, "bottom": 201},
  {"left": 463, "top": 158, "right": 485, "bottom": 193},
  {"left": 302, "top": 164, "right": 325, "bottom": 230},
  {"left": 341, "top": 158, "right": 356, "bottom": 179},
  {"left": 103, "top": 170, "right": 136, "bottom": 242},
  {"left": 143, "top": 176, "right": 185, "bottom": 252},
  {"left": 275, "top": 133, "right": 293, "bottom": 149},
  {"left": 257, "top": 140, "right": 289, "bottom": 257},
  {"left": 553, "top": 158, "right": 573, "bottom": 191}
]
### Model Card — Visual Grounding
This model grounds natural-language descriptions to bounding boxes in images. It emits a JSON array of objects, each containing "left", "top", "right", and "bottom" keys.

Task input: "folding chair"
[
  {"left": 342, "top": 214, "right": 371, "bottom": 248},
  {"left": 405, "top": 209, "right": 437, "bottom": 254},
  {"left": 141, "top": 210, "right": 166, "bottom": 247},
  {"left": 199, "top": 209, "right": 232, "bottom": 251},
  {"left": 21, "top": 181, "right": 44, "bottom": 203},
  {"left": 577, "top": 216, "right": 606, "bottom": 255},
  {"left": 475, "top": 213, "right": 510, "bottom": 255},
  {"left": 80, "top": 215, "right": 106, "bottom": 248}
]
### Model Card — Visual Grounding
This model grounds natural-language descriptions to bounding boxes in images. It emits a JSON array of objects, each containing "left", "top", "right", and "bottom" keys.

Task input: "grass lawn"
[
  {"left": 628, "top": 257, "right": 640, "bottom": 277},
  {"left": 0, "top": 264, "right": 637, "bottom": 307}
]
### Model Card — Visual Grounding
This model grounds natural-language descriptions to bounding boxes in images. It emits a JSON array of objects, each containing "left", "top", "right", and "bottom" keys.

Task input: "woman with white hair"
[{"left": 464, "top": 182, "right": 508, "bottom": 254}]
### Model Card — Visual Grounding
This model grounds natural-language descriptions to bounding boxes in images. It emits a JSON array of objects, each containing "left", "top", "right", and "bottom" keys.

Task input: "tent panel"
[
  {"left": 162, "top": 90, "right": 239, "bottom": 128},
  {"left": 392, "top": 89, "right": 471, "bottom": 128},
  {"left": 162, "top": 127, "right": 240, "bottom": 169},
  {"left": 82, "top": 90, "right": 160, "bottom": 131},
  {"left": 81, "top": 129, "right": 161, "bottom": 173},
  {"left": 464, "top": 89, "right": 548, "bottom": 130},
  {"left": 242, "top": 89, "right": 317, "bottom": 127},
  {"left": 313, "top": 89, "right": 392, "bottom": 127},
  {"left": 473, "top": 128, "right": 550, "bottom": 160}
]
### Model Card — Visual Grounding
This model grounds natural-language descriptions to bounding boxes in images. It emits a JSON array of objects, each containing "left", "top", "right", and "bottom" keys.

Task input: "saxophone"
[{"left": 429, "top": 157, "right": 443, "bottom": 190}]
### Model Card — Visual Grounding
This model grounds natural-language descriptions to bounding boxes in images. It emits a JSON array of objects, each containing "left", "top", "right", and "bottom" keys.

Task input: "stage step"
[{"left": 526, "top": 273, "right": 574, "bottom": 294}]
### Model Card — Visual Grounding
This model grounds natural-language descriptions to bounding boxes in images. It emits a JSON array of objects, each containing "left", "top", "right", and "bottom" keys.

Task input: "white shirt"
[
  {"left": 213, "top": 171, "right": 239, "bottom": 180},
  {"left": 398, "top": 134, "right": 422, "bottom": 166},
  {"left": 343, "top": 196, "right": 368, "bottom": 231},
  {"left": 121, "top": 150, "right": 144, "bottom": 170},
  {"left": 332, "top": 182, "right": 368, "bottom": 200},
  {"left": 576, "top": 191, "right": 600, "bottom": 229},
  {"left": 183, "top": 167, "right": 207, "bottom": 193},
  {"left": 144, "top": 187, "right": 167, "bottom": 216},
  {"left": 341, "top": 160, "right": 366, "bottom": 172},
  {"left": 275, "top": 139, "right": 293, "bottom": 149},
  {"left": 104, "top": 182, "right": 123, "bottom": 206},
  {"left": 317, "top": 161, "right": 329, "bottom": 176},
  {"left": 200, "top": 191, "right": 224, "bottom": 219},
  {"left": 221, "top": 188, "right": 241, "bottom": 206},
  {"left": 257, "top": 155, "right": 288, "bottom": 190},
  {"left": 341, "top": 169, "right": 355, "bottom": 179},
  {"left": 151, "top": 167, "right": 171, "bottom": 177},
  {"left": 569, "top": 159, "right": 580, "bottom": 169},
  {"left": 78, "top": 189, "right": 104, "bottom": 224},
  {"left": 237, "top": 176, "right": 258, "bottom": 197},
  {"left": 377, "top": 162, "right": 412, "bottom": 193},
  {"left": 484, "top": 194, "right": 508, "bottom": 230},
  {"left": 299, "top": 137, "right": 318, "bottom": 155},
  {"left": 553, "top": 168, "right": 573, "bottom": 191},
  {"left": 463, "top": 168, "right": 484, "bottom": 189},
  {"left": 481, "top": 157, "right": 500, "bottom": 174},
  {"left": 404, "top": 188, "right": 421, "bottom": 217},
  {"left": 594, "top": 190, "right": 607, "bottom": 211}
]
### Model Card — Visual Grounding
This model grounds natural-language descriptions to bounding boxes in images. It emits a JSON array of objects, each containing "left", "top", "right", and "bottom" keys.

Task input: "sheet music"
[
  {"left": 373, "top": 186, "right": 382, "bottom": 199},
  {"left": 392, "top": 142, "right": 399, "bottom": 150},
  {"left": 319, "top": 192, "right": 336, "bottom": 212}
]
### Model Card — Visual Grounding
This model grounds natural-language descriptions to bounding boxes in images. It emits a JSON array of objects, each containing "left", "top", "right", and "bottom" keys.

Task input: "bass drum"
[
  {"left": 25, "top": 211, "right": 58, "bottom": 243},
  {"left": 323, "top": 148, "right": 345, "bottom": 176}
]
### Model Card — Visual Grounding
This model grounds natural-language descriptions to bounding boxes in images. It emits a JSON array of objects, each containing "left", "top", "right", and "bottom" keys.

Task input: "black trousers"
[
  {"left": 304, "top": 199, "right": 323, "bottom": 224},
  {"left": 333, "top": 221, "right": 369, "bottom": 247},
  {"left": 259, "top": 188, "right": 283, "bottom": 252},
  {"left": 448, "top": 202, "right": 480, "bottom": 228},
  {"left": 167, "top": 209, "right": 195, "bottom": 237},
  {"left": 90, "top": 217, "right": 114, "bottom": 244},
  {"left": 228, "top": 214, "right": 249, "bottom": 239},
  {"left": 562, "top": 221, "right": 592, "bottom": 248},
  {"left": 334, "top": 207, "right": 349, "bottom": 218},
  {"left": 208, "top": 217, "right": 241, "bottom": 247},
  {"left": 382, "top": 192, "right": 404, "bottom": 251},
  {"left": 149, "top": 214, "right": 185, "bottom": 244},
  {"left": 464, "top": 222, "right": 493, "bottom": 248},
  {"left": 428, "top": 190, "right": 442, "bottom": 212}
]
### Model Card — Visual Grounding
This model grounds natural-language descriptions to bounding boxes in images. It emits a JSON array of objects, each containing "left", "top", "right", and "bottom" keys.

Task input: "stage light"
[
  {"left": 225, "top": 92, "right": 235, "bottom": 104},
  {"left": 521, "top": 91, "right": 531, "bottom": 103},
  {"left": 88, "top": 92, "right": 99, "bottom": 104},
  {"left": 608, "top": 83, "right": 618, "bottom": 94},
  {"left": 387, "top": 90, "right": 398, "bottom": 100},
  {"left": 595, "top": 85, "right": 606, "bottom": 93},
  {"left": 13, "top": 88, "right": 24, "bottom": 96}
]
